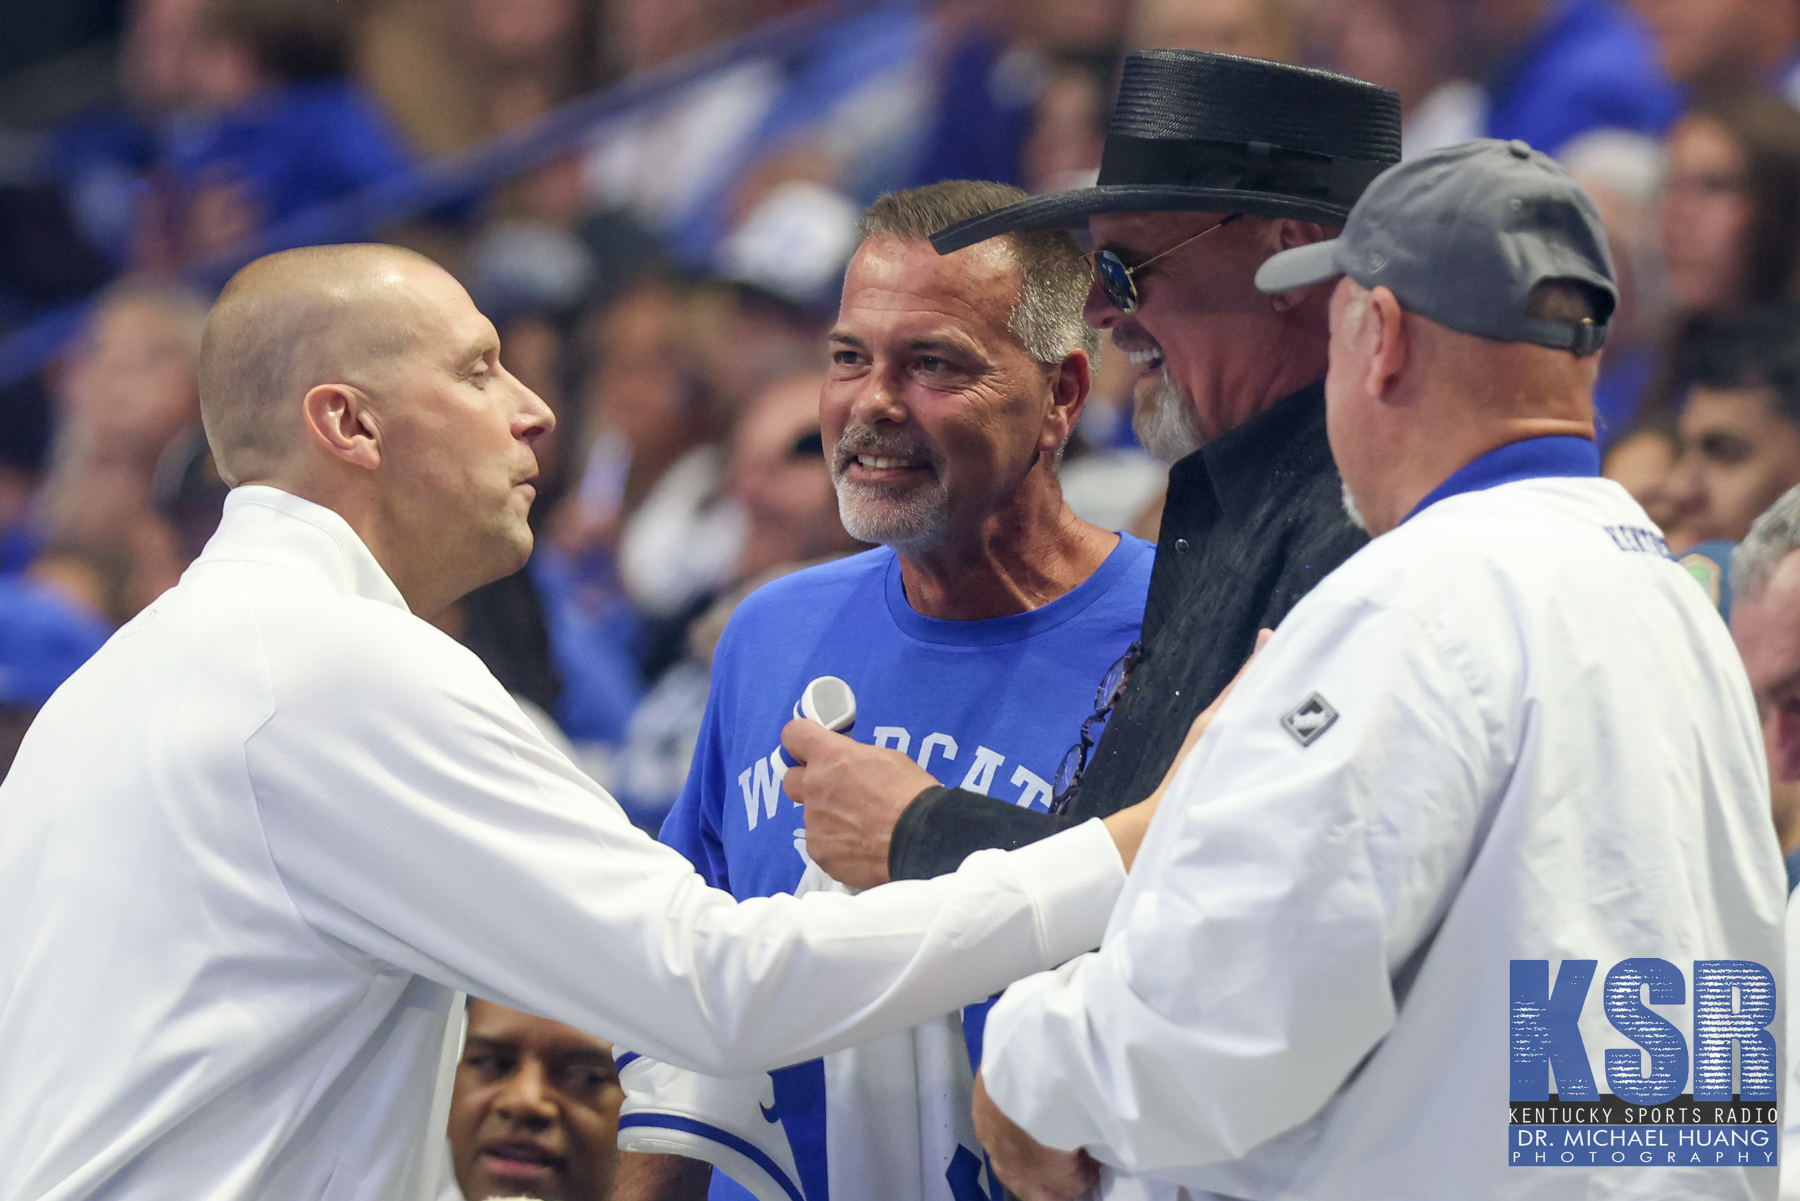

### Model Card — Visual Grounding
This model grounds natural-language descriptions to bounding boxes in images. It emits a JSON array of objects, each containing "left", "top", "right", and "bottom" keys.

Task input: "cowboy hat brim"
[{"left": 930, "top": 184, "right": 1353, "bottom": 254}]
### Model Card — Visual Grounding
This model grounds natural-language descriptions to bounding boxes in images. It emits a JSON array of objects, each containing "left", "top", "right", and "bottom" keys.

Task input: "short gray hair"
[
  {"left": 1731, "top": 483, "right": 1800, "bottom": 599},
  {"left": 857, "top": 181, "right": 1101, "bottom": 366}
]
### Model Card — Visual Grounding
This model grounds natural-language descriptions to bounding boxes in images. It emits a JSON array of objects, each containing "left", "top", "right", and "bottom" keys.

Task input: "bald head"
[
  {"left": 1360, "top": 281, "right": 1601, "bottom": 420},
  {"left": 195, "top": 241, "right": 555, "bottom": 617},
  {"left": 199, "top": 243, "right": 445, "bottom": 485}
]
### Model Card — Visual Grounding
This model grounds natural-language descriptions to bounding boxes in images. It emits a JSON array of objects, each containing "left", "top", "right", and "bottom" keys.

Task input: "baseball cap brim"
[{"left": 1254, "top": 239, "right": 1347, "bottom": 294}]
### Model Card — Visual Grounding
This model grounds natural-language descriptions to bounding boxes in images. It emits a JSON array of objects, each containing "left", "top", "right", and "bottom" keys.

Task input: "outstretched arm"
[
  {"left": 786, "top": 630, "right": 1273, "bottom": 887},
  {"left": 251, "top": 614, "right": 1131, "bottom": 1080}
]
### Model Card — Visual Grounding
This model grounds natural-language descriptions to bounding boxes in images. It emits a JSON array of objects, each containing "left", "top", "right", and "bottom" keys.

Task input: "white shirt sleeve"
[
  {"left": 244, "top": 611, "right": 1123, "bottom": 1077},
  {"left": 979, "top": 592, "right": 1498, "bottom": 1173}
]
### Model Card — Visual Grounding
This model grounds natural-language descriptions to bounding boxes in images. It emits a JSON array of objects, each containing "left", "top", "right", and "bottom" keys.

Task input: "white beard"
[
  {"left": 831, "top": 423, "right": 951, "bottom": 550},
  {"left": 1341, "top": 479, "right": 1368, "bottom": 531},
  {"left": 1131, "top": 365, "right": 1205, "bottom": 464},
  {"left": 835, "top": 475, "right": 950, "bottom": 550}
]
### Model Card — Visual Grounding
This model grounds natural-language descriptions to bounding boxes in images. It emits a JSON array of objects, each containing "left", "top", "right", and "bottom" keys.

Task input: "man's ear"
[
  {"left": 301, "top": 383, "right": 383, "bottom": 471},
  {"left": 1273, "top": 219, "right": 1333, "bottom": 251},
  {"left": 1363, "top": 286, "right": 1409, "bottom": 406},
  {"left": 1268, "top": 220, "right": 1337, "bottom": 313},
  {"left": 1042, "top": 349, "right": 1092, "bottom": 454}
]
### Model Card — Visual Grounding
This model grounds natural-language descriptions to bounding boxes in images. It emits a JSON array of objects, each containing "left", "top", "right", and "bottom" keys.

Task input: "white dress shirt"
[
  {"left": 982, "top": 472, "right": 1786, "bottom": 1199},
  {"left": 0, "top": 486, "right": 1124, "bottom": 1201}
]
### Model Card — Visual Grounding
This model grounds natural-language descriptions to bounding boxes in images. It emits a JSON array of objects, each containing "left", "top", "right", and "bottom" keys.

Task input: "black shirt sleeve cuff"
[{"left": 887, "top": 785, "right": 1074, "bottom": 881}]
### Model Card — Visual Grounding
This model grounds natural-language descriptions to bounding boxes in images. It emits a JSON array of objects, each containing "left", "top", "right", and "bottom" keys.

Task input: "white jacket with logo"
[{"left": 982, "top": 474, "right": 1787, "bottom": 1200}]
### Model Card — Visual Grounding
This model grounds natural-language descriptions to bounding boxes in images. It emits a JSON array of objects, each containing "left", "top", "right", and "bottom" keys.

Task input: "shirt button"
[{"left": 1175, "top": 538, "right": 1190, "bottom": 552}]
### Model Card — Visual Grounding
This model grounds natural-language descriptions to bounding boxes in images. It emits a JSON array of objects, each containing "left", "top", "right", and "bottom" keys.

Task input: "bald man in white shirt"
[{"left": 0, "top": 243, "right": 1150, "bottom": 1201}]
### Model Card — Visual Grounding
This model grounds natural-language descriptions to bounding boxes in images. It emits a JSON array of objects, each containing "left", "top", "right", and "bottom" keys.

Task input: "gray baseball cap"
[{"left": 1254, "top": 138, "right": 1617, "bottom": 355}]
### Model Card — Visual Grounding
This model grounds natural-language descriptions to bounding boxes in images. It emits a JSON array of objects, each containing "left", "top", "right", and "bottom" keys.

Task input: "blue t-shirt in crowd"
[
  {"left": 661, "top": 534, "right": 1151, "bottom": 1201},
  {"left": 663, "top": 534, "right": 1153, "bottom": 900},
  {"left": 0, "top": 577, "right": 111, "bottom": 708},
  {"left": 1484, "top": 0, "right": 1680, "bottom": 156},
  {"left": 162, "top": 79, "right": 412, "bottom": 231}
]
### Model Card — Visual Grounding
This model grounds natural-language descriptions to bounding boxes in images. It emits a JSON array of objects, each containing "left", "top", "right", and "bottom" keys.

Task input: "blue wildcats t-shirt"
[
  {"left": 662, "top": 534, "right": 1153, "bottom": 901},
  {"left": 661, "top": 534, "right": 1151, "bottom": 1201}
]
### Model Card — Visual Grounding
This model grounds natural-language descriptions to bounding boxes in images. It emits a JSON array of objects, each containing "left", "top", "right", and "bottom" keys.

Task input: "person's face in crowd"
[
  {"left": 822, "top": 235, "right": 1077, "bottom": 552},
  {"left": 448, "top": 999, "right": 623, "bottom": 1201},
  {"left": 1661, "top": 114, "right": 1752, "bottom": 315},
  {"left": 1021, "top": 67, "right": 1106, "bottom": 196},
  {"left": 582, "top": 282, "right": 694, "bottom": 452},
  {"left": 61, "top": 297, "right": 201, "bottom": 458},
  {"left": 1666, "top": 385, "right": 1800, "bottom": 548},
  {"left": 368, "top": 265, "right": 555, "bottom": 601},
  {"left": 1465, "top": 0, "right": 1553, "bottom": 62},
  {"left": 610, "top": 0, "right": 719, "bottom": 72},
  {"left": 1132, "top": 0, "right": 1294, "bottom": 62},
  {"left": 1325, "top": 0, "right": 1409, "bottom": 98},
  {"left": 1601, "top": 426, "right": 1681, "bottom": 532},
  {"left": 462, "top": 0, "right": 579, "bottom": 66},
  {"left": 1322, "top": 0, "right": 1470, "bottom": 117},
  {"left": 1086, "top": 210, "right": 1318, "bottom": 458},
  {"left": 1633, "top": 0, "right": 1800, "bottom": 91},
  {"left": 1000, "top": 0, "right": 1133, "bottom": 53},
  {"left": 1732, "top": 547, "right": 1800, "bottom": 783},
  {"left": 730, "top": 372, "right": 854, "bottom": 580},
  {"left": 120, "top": 0, "right": 208, "bottom": 112}
]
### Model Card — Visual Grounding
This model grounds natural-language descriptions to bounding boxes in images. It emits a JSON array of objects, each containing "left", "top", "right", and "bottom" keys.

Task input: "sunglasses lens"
[
  {"left": 1051, "top": 749, "right": 1078, "bottom": 797},
  {"left": 1098, "top": 659, "right": 1129, "bottom": 710},
  {"left": 1095, "top": 251, "right": 1137, "bottom": 314}
]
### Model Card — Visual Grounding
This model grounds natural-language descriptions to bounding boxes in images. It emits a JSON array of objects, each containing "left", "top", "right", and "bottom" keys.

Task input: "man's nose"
[
  {"left": 516, "top": 382, "right": 556, "bottom": 442},
  {"left": 1664, "top": 456, "right": 1706, "bottom": 516},
  {"left": 1084, "top": 277, "right": 1121, "bottom": 329},
  {"left": 848, "top": 369, "right": 907, "bottom": 426},
  {"left": 494, "top": 1060, "right": 557, "bottom": 1126}
]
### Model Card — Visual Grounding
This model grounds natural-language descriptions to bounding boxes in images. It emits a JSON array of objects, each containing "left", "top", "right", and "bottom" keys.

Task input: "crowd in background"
[{"left": 2, "top": 0, "right": 1799, "bottom": 838}]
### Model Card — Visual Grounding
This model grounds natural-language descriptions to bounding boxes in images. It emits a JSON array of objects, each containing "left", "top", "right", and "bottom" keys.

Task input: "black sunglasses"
[
  {"left": 1048, "top": 640, "right": 1145, "bottom": 814},
  {"left": 1088, "top": 214, "right": 1242, "bottom": 315}
]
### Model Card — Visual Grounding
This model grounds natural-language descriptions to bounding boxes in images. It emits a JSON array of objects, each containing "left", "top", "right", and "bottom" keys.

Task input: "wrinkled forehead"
[{"left": 835, "top": 234, "right": 1022, "bottom": 344}]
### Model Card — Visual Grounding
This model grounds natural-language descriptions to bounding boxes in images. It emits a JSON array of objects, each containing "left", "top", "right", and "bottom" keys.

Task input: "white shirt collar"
[{"left": 197, "top": 485, "right": 412, "bottom": 613}]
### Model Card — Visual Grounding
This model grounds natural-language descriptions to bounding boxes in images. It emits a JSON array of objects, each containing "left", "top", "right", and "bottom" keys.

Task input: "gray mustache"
[{"left": 831, "top": 426, "right": 943, "bottom": 474}]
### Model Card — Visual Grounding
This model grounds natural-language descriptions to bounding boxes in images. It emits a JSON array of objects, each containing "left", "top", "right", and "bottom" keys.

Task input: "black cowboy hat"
[{"left": 932, "top": 50, "right": 1403, "bottom": 254}]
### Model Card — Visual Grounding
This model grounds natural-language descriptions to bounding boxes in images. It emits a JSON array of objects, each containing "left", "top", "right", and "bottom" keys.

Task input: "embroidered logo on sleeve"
[{"left": 1281, "top": 693, "right": 1338, "bottom": 746}]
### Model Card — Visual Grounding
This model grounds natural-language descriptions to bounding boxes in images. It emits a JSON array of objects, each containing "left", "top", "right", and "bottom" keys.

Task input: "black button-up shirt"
[{"left": 890, "top": 380, "right": 1369, "bottom": 879}]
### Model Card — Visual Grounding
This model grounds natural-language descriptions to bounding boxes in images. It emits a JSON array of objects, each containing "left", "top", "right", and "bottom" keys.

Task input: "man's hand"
[
  {"left": 972, "top": 1072, "right": 1098, "bottom": 1201},
  {"left": 1100, "top": 628, "right": 1274, "bottom": 870},
  {"left": 781, "top": 719, "right": 937, "bottom": 889}
]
